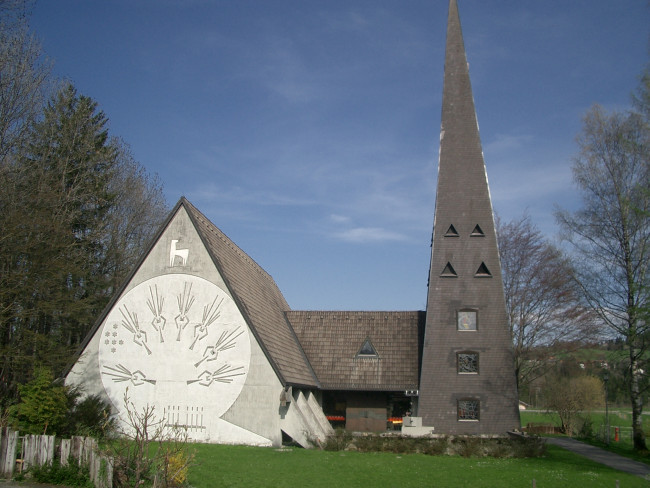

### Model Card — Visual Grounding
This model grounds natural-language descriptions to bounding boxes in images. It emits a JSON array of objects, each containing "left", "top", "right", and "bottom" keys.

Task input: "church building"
[{"left": 65, "top": 0, "right": 520, "bottom": 447}]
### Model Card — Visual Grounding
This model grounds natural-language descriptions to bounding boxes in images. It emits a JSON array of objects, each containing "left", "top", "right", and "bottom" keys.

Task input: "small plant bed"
[
  {"left": 322, "top": 430, "right": 546, "bottom": 458},
  {"left": 14, "top": 459, "right": 93, "bottom": 488}
]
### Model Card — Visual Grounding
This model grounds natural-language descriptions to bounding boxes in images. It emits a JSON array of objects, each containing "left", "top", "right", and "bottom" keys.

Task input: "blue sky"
[{"left": 31, "top": 1, "right": 648, "bottom": 311}]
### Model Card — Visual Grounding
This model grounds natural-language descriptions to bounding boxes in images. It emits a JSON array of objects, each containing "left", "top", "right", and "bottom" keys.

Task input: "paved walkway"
[{"left": 546, "top": 436, "right": 650, "bottom": 479}]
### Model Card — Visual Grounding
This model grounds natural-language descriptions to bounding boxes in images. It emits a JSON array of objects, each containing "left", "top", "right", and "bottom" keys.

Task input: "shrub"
[
  {"left": 419, "top": 437, "right": 448, "bottom": 456},
  {"left": 577, "top": 415, "right": 595, "bottom": 439},
  {"left": 12, "top": 367, "right": 68, "bottom": 435},
  {"left": 106, "top": 389, "right": 194, "bottom": 487},
  {"left": 323, "top": 428, "right": 353, "bottom": 451},
  {"left": 29, "top": 458, "right": 93, "bottom": 487},
  {"left": 451, "top": 437, "right": 484, "bottom": 458},
  {"left": 321, "top": 431, "right": 545, "bottom": 458},
  {"left": 510, "top": 435, "right": 546, "bottom": 458},
  {"left": 484, "top": 438, "right": 512, "bottom": 458},
  {"left": 65, "top": 391, "right": 115, "bottom": 438},
  {"left": 162, "top": 451, "right": 191, "bottom": 487}
]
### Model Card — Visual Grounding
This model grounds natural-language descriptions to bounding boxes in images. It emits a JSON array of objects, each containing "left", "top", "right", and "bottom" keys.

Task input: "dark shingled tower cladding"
[{"left": 417, "top": 0, "right": 520, "bottom": 434}]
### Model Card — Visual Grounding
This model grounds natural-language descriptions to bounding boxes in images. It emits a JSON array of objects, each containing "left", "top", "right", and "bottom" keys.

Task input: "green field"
[{"left": 186, "top": 443, "right": 649, "bottom": 488}]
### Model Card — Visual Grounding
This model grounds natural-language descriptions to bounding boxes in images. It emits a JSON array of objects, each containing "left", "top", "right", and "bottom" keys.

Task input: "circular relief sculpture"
[{"left": 98, "top": 274, "right": 250, "bottom": 437}]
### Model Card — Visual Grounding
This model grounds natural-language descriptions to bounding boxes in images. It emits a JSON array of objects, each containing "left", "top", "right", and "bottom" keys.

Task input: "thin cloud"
[
  {"left": 484, "top": 133, "right": 533, "bottom": 154},
  {"left": 333, "top": 227, "right": 407, "bottom": 244}
]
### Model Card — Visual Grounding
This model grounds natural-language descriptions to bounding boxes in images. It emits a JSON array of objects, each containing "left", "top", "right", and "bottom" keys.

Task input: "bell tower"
[{"left": 416, "top": 0, "right": 520, "bottom": 434}]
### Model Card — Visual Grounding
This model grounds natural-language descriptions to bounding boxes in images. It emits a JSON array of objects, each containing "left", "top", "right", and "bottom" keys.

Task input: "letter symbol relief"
[{"left": 170, "top": 239, "right": 189, "bottom": 267}]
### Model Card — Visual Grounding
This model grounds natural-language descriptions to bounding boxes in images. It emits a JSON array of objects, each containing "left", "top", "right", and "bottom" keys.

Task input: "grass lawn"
[{"left": 187, "top": 443, "right": 649, "bottom": 488}]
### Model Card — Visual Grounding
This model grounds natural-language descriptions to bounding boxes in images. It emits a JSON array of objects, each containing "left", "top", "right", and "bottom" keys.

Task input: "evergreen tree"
[
  {"left": 0, "top": 84, "right": 167, "bottom": 405},
  {"left": 13, "top": 366, "right": 68, "bottom": 435},
  {"left": 18, "top": 84, "right": 117, "bottom": 342}
]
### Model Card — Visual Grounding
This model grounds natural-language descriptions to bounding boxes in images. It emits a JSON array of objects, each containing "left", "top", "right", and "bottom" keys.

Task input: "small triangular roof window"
[
  {"left": 471, "top": 224, "right": 485, "bottom": 237},
  {"left": 356, "top": 338, "right": 379, "bottom": 358},
  {"left": 475, "top": 262, "right": 492, "bottom": 277},
  {"left": 441, "top": 262, "right": 458, "bottom": 277},
  {"left": 444, "top": 224, "right": 459, "bottom": 237}
]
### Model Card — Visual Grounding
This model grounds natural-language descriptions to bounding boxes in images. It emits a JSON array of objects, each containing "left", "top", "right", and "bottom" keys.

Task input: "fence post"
[
  {"left": 0, "top": 428, "right": 18, "bottom": 479},
  {"left": 60, "top": 438, "right": 71, "bottom": 466},
  {"left": 40, "top": 435, "right": 55, "bottom": 466},
  {"left": 90, "top": 452, "right": 113, "bottom": 488},
  {"left": 22, "top": 435, "right": 33, "bottom": 470},
  {"left": 71, "top": 435, "right": 84, "bottom": 465}
]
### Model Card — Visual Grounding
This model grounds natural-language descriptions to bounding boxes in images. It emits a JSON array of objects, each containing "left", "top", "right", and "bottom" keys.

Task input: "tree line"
[{"left": 0, "top": 2, "right": 168, "bottom": 408}]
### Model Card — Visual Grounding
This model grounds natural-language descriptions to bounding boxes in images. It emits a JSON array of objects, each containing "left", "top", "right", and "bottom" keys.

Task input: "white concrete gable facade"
[{"left": 66, "top": 207, "right": 329, "bottom": 447}]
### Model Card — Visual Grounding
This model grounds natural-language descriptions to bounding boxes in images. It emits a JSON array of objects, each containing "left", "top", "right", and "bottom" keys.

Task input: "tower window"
[
  {"left": 457, "top": 352, "right": 479, "bottom": 374},
  {"left": 458, "top": 399, "right": 480, "bottom": 421},
  {"left": 457, "top": 310, "right": 477, "bottom": 331},
  {"left": 444, "top": 224, "right": 459, "bottom": 237},
  {"left": 475, "top": 262, "right": 492, "bottom": 277},
  {"left": 470, "top": 225, "right": 485, "bottom": 236},
  {"left": 441, "top": 262, "right": 458, "bottom": 277}
]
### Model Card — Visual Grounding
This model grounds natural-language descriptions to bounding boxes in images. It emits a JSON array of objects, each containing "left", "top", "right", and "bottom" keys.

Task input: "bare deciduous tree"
[
  {"left": 497, "top": 214, "right": 595, "bottom": 396},
  {"left": 102, "top": 138, "right": 168, "bottom": 293},
  {"left": 0, "top": 3, "right": 51, "bottom": 165},
  {"left": 556, "top": 100, "right": 650, "bottom": 450},
  {"left": 543, "top": 375, "right": 604, "bottom": 436}
]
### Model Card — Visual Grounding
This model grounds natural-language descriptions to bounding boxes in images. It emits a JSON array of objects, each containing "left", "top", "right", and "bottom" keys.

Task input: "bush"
[
  {"left": 484, "top": 438, "right": 513, "bottom": 458},
  {"left": 577, "top": 415, "right": 595, "bottom": 439},
  {"left": 320, "top": 431, "right": 546, "bottom": 458},
  {"left": 510, "top": 435, "right": 546, "bottom": 458},
  {"left": 12, "top": 367, "right": 68, "bottom": 435},
  {"left": 106, "top": 389, "right": 195, "bottom": 487},
  {"left": 353, "top": 434, "right": 385, "bottom": 452},
  {"left": 65, "top": 391, "right": 115, "bottom": 438},
  {"left": 161, "top": 450, "right": 191, "bottom": 487},
  {"left": 322, "top": 428, "right": 353, "bottom": 451},
  {"left": 418, "top": 437, "right": 448, "bottom": 456},
  {"left": 29, "top": 459, "right": 93, "bottom": 487},
  {"left": 451, "top": 437, "right": 484, "bottom": 457}
]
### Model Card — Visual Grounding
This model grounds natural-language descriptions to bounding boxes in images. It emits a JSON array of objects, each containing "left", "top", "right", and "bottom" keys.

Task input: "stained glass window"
[
  {"left": 458, "top": 353, "right": 479, "bottom": 373},
  {"left": 458, "top": 399, "right": 480, "bottom": 421},
  {"left": 457, "top": 310, "right": 477, "bottom": 331}
]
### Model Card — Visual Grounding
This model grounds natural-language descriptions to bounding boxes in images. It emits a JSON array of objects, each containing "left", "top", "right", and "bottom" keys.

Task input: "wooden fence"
[{"left": 0, "top": 428, "right": 112, "bottom": 488}]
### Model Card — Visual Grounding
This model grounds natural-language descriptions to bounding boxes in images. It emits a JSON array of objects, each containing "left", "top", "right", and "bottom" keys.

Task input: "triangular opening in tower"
[
  {"left": 470, "top": 224, "right": 485, "bottom": 237},
  {"left": 444, "top": 224, "right": 459, "bottom": 237},
  {"left": 440, "top": 262, "right": 458, "bottom": 277},
  {"left": 475, "top": 262, "right": 492, "bottom": 277}
]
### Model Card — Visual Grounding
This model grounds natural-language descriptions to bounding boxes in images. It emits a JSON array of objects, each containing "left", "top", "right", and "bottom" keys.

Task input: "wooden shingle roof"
[
  {"left": 182, "top": 199, "right": 319, "bottom": 388},
  {"left": 288, "top": 311, "right": 424, "bottom": 391}
]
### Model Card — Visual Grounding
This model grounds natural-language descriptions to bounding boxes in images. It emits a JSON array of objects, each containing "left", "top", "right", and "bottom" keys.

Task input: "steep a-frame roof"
[
  {"left": 181, "top": 198, "right": 319, "bottom": 388},
  {"left": 288, "top": 311, "right": 424, "bottom": 391}
]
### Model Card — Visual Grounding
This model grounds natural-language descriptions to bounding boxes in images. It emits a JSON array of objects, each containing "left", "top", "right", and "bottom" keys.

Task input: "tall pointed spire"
[{"left": 416, "top": 0, "right": 519, "bottom": 434}]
